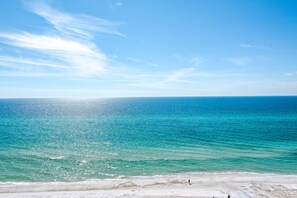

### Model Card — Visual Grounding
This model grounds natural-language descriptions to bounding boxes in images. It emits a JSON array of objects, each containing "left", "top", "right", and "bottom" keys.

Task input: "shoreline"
[{"left": 1, "top": 172, "right": 297, "bottom": 197}]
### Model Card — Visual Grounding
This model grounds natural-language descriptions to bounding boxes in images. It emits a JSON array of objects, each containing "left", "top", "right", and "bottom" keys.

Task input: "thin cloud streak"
[
  {"left": 0, "top": 71, "right": 59, "bottom": 77},
  {"left": 127, "top": 57, "right": 159, "bottom": 67},
  {"left": 26, "top": 1, "right": 124, "bottom": 38},
  {"left": 225, "top": 57, "right": 251, "bottom": 66},
  {"left": 165, "top": 67, "right": 195, "bottom": 82},
  {"left": 0, "top": 56, "right": 68, "bottom": 69},
  {"left": 141, "top": 67, "right": 243, "bottom": 89},
  {"left": 0, "top": 33, "right": 98, "bottom": 55},
  {"left": 240, "top": 44, "right": 271, "bottom": 50},
  {"left": 284, "top": 71, "right": 297, "bottom": 76}
]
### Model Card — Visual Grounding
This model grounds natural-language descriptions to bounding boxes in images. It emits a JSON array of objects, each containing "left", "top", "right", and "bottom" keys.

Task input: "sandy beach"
[{"left": 1, "top": 172, "right": 297, "bottom": 198}]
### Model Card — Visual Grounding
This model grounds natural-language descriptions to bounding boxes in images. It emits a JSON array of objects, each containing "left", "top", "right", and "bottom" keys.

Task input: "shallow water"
[{"left": 0, "top": 97, "right": 297, "bottom": 182}]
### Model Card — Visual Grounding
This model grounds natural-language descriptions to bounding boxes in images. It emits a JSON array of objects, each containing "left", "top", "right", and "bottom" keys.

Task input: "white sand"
[{"left": 1, "top": 172, "right": 297, "bottom": 198}]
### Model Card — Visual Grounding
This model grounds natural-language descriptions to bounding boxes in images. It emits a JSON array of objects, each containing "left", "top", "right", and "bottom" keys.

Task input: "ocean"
[{"left": 0, "top": 97, "right": 297, "bottom": 182}]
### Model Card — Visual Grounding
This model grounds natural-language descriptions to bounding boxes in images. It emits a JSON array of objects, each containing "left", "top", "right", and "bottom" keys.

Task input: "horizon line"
[{"left": 0, "top": 95, "right": 297, "bottom": 100}]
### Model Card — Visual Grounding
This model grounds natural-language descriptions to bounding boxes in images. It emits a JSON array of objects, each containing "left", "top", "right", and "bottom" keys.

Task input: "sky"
[{"left": 0, "top": 0, "right": 297, "bottom": 98}]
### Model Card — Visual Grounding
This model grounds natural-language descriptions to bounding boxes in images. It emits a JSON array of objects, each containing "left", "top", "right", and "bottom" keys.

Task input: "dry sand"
[{"left": 1, "top": 172, "right": 297, "bottom": 198}]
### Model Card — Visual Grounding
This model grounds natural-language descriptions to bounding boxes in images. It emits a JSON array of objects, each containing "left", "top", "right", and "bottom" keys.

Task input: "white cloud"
[
  {"left": 165, "top": 67, "right": 195, "bottom": 82},
  {"left": 174, "top": 54, "right": 203, "bottom": 67},
  {"left": 26, "top": 1, "right": 123, "bottom": 38},
  {"left": 284, "top": 71, "right": 297, "bottom": 76},
  {"left": 0, "top": 55, "right": 68, "bottom": 69},
  {"left": 226, "top": 57, "right": 251, "bottom": 66},
  {"left": 116, "top": 1, "right": 123, "bottom": 7},
  {"left": 0, "top": 55, "right": 69, "bottom": 75},
  {"left": 138, "top": 68, "right": 194, "bottom": 89},
  {"left": 0, "top": 71, "right": 59, "bottom": 77},
  {"left": 127, "top": 57, "right": 159, "bottom": 67},
  {"left": 240, "top": 44, "right": 270, "bottom": 50},
  {"left": 0, "top": 33, "right": 98, "bottom": 55},
  {"left": 0, "top": 33, "right": 107, "bottom": 76},
  {"left": 0, "top": 1, "right": 123, "bottom": 77},
  {"left": 105, "top": 0, "right": 123, "bottom": 11},
  {"left": 140, "top": 67, "right": 242, "bottom": 89},
  {"left": 104, "top": 66, "right": 242, "bottom": 89}
]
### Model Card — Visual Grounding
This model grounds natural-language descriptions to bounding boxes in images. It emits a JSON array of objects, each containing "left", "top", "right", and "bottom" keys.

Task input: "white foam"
[
  {"left": 49, "top": 156, "right": 65, "bottom": 160},
  {"left": 0, "top": 172, "right": 297, "bottom": 197}
]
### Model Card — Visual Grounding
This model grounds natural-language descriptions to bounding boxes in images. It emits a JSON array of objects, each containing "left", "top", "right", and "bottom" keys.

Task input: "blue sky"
[{"left": 0, "top": 0, "right": 297, "bottom": 98}]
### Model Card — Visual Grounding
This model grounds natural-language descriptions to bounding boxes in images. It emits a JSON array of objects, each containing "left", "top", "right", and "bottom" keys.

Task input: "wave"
[{"left": 49, "top": 156, "right": 65, "bottom": 160}]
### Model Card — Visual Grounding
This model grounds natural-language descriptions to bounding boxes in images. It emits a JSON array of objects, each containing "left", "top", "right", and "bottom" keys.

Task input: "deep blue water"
[{"left": 0, "top": 97, "right": 297, "bottom": 182}]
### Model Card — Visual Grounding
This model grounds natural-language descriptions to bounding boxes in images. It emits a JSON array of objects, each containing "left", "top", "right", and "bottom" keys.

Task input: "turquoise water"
[{"left": 0, "top": 97, "right": 297, "bottom": 182}]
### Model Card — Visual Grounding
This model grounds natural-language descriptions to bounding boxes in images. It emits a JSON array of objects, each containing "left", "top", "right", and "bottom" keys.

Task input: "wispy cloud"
[
  {"left": 105, "top": 0, "right": 123, "bottom": 11},
  {"left": 165, "top": 67, "right": 195, "bottom": 82},
  {"left": 0, "top": 71, "right": 59, "bottom": 77},
  {"left": 174, "top": 53, "right": 203, "bottom": 67},
  {"left": 116, "top": 1, "right": 123, "bottom": 7},
  {"left": 26, "top": 1, "right": 123, "bottom": 38},
  {"left": 225, "top": 57, "right": 251, "bottom": 66},
  {"left": 141, "top": 67, "right": 242, "bottom": 89},
  {"left": 127, "top": 57, "right": 159, "bottom": 67},
  {"left": 141, "top": 67, "right": 195, "bottom": 89},
  {"left": 0, "top": 55, "right": 68, "bottom": 69},
  {"left": 0, "top": 55, "right": 68, "bottom": 75},
  {"left": 0, "top": 32, "right": 107, "bottom": 76},
  {"left": 0, "top": 1, "right": 122, "bottom": 77},
  {"left": 284, "top": 71, "right": 297, "bottom": 76},
  {"left": 240, "top": 44, "right": 270, "bottom": 50}
]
